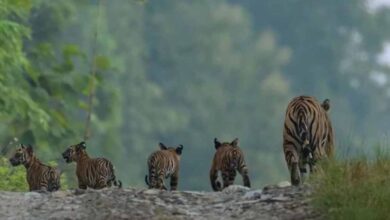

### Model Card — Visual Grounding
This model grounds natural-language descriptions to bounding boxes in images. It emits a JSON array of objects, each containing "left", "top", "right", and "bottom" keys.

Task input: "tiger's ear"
[
  {"left": 77, "top": 141, "right": 86, "bottom": 150},
  {"left": 176, "top": 145, "right": 183, "bottom": 155},
  {"left": 159, "top": 142, "right": 167, "bottom": 150},
  {"left": 231, "top": 138, "right": 239, "bottom": 147},
  {"left": 26, "top": 144, "right": 33, "bottom": 155},
  {"left": 214, "top": 138, "right": 222, "bottom": 149},
  {"left": 81, "top": 141, "right": 86, "bottom": 149},
  {"left": 321, "top": 99, "right": 330, "bottom": 111}
]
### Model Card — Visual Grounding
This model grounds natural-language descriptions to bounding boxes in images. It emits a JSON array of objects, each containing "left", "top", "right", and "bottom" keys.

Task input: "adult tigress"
[
  {"left": 62, "top": 141, "right": 121, "bottom": 189},
  {"left": 283, "top": 95, "right": 334, "bottom": 185},
  {"left": 145, "top": 143, "right": 183, "bottom": 190}
]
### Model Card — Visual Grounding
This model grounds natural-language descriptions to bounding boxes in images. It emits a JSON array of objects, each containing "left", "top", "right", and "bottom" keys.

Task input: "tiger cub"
[
  {"left": 145, "top": 143, "right": 183, "bottom": 190},
  {"left": 62, "top": 141, "right": 121, "bottom": 189},
  {"left": 9, "top": 144, "right": 61, "bottom": 192},
  {"left": 209, "top": 138, "right": 251, "bottom": 191}
]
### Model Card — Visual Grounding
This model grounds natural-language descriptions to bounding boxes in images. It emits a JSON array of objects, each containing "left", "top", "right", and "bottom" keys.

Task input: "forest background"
[{"left": 1, "top": 0, "right": 390, "bottom": 190}]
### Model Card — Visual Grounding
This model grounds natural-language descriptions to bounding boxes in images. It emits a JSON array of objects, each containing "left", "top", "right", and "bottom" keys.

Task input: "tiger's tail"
[{"left": 47, "top": 168, "right": 60, "bottom": 192}]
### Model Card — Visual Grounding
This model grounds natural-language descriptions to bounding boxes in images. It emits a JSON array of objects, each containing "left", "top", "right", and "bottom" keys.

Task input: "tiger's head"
[
  {"left": 62, "top": 141, "right": 87, "bottom": 163},
  {"left": 158, "top": 142, "right": 183, "bottom": 158},
  {"left": 9, "top": 144, "right": 34, "bottom": 167},
  {"left": 214, "top": 138, "right": 239, "bottom": 150}
]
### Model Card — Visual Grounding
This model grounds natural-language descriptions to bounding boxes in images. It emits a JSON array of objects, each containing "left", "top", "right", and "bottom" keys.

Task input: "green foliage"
[
  {"left": 0, "top": 157, "right": 28, "bottom": 191},
  {"left": 311, "top": 153, "right": 390, "bottom": 220},
  {"left": 0, "top": 0, "right": 51, "bottom": 139}
]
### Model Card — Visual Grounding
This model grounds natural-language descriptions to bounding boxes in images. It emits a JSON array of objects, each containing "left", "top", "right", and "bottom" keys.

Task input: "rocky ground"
[{"left": 0, "top": 183, "right": 322, "bottom": 220}]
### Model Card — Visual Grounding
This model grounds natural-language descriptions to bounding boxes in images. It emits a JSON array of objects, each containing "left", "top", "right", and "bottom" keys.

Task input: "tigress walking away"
[
  {"left": 62, "top": 141, "right": 121, "bottom": 189},
  {"left": 283, "top": 95, "right": 334, "bottom": 185},
  {"left": 145, "top": 143, "right": 183, "bottom": 190},
  {"left": 210, "top": 138, "right": 251, "bottom": 191},
  {"left": 9, "top": 144, "right": 61, "bottom": 192}
]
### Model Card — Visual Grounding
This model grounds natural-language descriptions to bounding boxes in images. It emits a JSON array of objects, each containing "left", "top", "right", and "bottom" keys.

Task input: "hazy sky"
[
  {"left": 370, "top": 0, "right": 390, "bottom": 8},
  {"left": 369, "top": 0, "right": 390, "bottom": 65}
]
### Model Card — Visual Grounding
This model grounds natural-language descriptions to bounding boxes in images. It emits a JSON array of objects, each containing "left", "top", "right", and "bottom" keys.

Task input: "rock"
[
  {"left": 242, "top": 189, "right": 262, "bottom": 200},
  {"left": 277, "top": 181, "right": 291, "bottom": 188},
  {"left": 0, "top": 184, "right": 321, "bottom": 220},
  {"left": 52, "top": 190, "right": 71, "bottom": 198},
  {"left": 222, "top": 185, "right": 251, "bottom": 194},
  {"left": 143, "top": 189, "right": 160, "bottom": 195},
  {"left": 74, "top": 188, "right": 86, "bottom": 195},
  {"left": 24, "top": 191, "right": 42, "bottom": 199}
]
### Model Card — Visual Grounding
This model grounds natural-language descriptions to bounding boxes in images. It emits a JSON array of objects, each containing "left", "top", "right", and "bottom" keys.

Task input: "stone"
[
  {"left": 277, "top": 181, "right": 291, "bottom": 188},
  {"left": 143, "top": 189, "right": 160, "bottom": 195},
  {"left": 242, "top": 189, "right": 262, "bottom": 200},
  {"left": 222, "top": 185, "right": 251, "bottom": 194}
]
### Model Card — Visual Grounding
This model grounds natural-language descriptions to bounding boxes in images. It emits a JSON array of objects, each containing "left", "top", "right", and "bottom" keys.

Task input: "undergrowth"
[{"left": 311, "top": 152, "right": 390, "bottom": 220}]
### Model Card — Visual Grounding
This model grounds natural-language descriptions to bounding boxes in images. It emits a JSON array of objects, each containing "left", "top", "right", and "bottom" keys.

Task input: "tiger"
[
  {"left": 9, "top": 144, "right": 61, "bottom": 192},
  {"left": 209, "top": 138, "right": 251, "bottom": 191},
  {"left": 283, "top": 95, "right": 334, "bottom": 186},
  {"left": 145, "top": 143, "right": 183, "bottom": 190},
  {"left": 62, "top": 141, "right": 121, "bottom": 189}
]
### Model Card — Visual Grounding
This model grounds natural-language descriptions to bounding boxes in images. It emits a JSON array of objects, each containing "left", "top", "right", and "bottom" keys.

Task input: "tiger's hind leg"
[
  {"left": 284, "top": 143, "right": 301, "bottom": 186},
  {"left": 156, "top": 172, "right": 166, "bottom": 190},
  {"left": 95, "top": 177, "right": 108, "bottom": 189},
  {"left": 78, "top": 182, "right": 87, "bottom": 190},
  {"left": 170, "top": 171, "right": 179, "bottom": 191},
  {"left": 291, "top": 162, "right": 301, "bottom": 186}
]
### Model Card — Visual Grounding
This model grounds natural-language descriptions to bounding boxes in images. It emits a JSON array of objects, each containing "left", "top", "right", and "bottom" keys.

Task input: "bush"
[
  {"left": 0, "top": 157, "right": 28, "bottom": 191},
  {"left": 311, "top": 154, "right": 390, "bottom": 220}
]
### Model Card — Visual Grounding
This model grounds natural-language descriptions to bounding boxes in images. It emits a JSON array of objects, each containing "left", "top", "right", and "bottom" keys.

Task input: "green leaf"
[{"left": 94, "top": 55, "right": 110, "bottom": 70}]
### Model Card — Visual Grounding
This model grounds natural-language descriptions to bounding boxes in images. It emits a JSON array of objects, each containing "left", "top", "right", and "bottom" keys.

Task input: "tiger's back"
[
  {"left": 147, "top": 150, "right": 179, "bottom": 178},
  {"left": 145, "top": 143, "right": 183, "bottom": 190},
  {"left": 76, "top": 157, "right": 117, "bottom": 189},
  {"left": 212, "top": 146, "right": 245, "bottom": 171}
]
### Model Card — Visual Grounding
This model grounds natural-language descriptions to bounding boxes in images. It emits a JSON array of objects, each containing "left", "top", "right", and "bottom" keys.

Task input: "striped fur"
[
  {"left": 210, "top": 138, "right": 251, "bottom": 191},
  {"left": 9, "top": 144, "right": 60, "bottom": 192},
  {"left": 145, "top": 143, "right": 183, "bottom": 190},
  {"left": 62, "top": 141, "right": 121, "bottom": 189},
  {"left": 283, "top": 96, "right": 334, "bottom": 185}
]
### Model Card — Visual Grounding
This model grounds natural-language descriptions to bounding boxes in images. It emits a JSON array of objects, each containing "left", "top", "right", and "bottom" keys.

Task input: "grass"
[{"left": 311, "top": 151, "right": 390, "bottom": 220}]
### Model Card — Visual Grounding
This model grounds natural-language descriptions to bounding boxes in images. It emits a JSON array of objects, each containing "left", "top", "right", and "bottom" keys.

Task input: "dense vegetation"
[
  {"left": 0, "top": 0, "right": 390, "bottom": 192},
  {"left": 312, "top": 152, "right": 390, "bottom": 220}
]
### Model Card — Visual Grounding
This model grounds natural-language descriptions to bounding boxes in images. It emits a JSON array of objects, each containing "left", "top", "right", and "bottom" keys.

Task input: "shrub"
[{"left": 0, "top": 157, "right": 28, "bottom": 191}]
